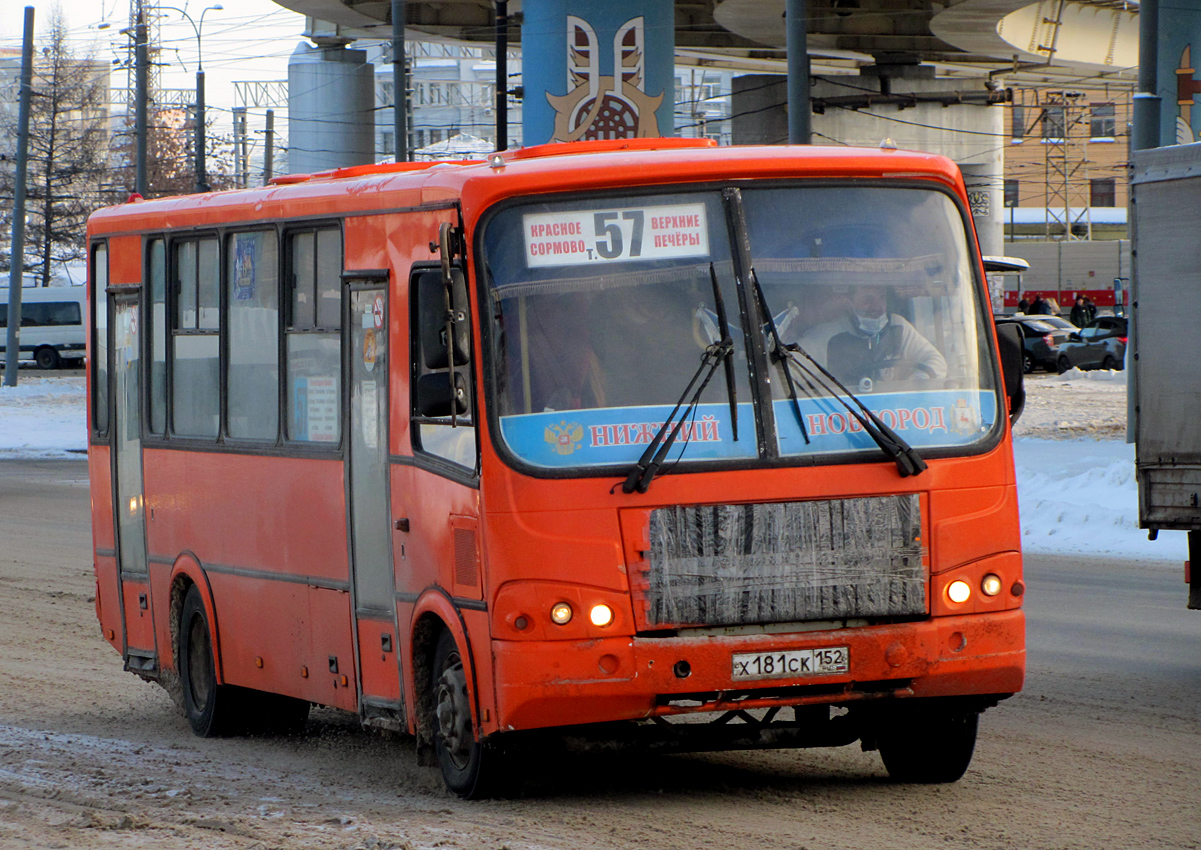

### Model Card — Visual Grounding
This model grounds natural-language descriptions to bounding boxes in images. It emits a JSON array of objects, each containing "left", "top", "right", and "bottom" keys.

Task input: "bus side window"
[
  {"left": 284, "top": 226, "right": 341, "bottom": 445},
  {"left": 171, "top": 236, "right": 220, "bottom": 439},
  {"left": 92, "top": 242, "right": 109, "bottom": 436},
  {"left": 147, "top": 238, "right": 167, "bottom": 436},
  {"left": 226, "top": 230, "right": 279, "bottom": 441},
  {"left": 411, "top": 268, "right": 477, "bottom": 471}
]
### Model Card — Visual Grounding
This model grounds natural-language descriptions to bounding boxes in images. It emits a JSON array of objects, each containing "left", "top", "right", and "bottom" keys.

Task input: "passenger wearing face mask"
[{"left": 796, "top": 285, "right": 947, "bottom": 389}]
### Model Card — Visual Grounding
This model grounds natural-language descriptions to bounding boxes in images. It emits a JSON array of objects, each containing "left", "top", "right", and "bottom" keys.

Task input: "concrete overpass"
[{"left": 270, "top": 0, "right": 1138, "bottom": 82}]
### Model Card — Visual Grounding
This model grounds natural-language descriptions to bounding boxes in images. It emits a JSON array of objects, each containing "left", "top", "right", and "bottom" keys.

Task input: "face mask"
[{"left": 856, "top": 312, "right": 888, "bottom": 335}]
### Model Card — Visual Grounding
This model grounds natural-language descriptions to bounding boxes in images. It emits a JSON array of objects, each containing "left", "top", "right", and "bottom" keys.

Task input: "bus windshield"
[{"left": 481, "top": 184, "right": 998, "bottom": 472}]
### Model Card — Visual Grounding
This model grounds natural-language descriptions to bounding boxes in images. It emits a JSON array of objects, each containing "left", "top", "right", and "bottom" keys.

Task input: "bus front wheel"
[
  {"left": 432, "top": 629, "right": 502, "bottom": 798},
  {"left": 35, "top": 347, "right": 59, "bottom": 370},
  {"left": 877, "top": 709, "right": 978, "bottom": 783},
  {"left": 179, "top": 585, "right": 239, "bottom": 737}
]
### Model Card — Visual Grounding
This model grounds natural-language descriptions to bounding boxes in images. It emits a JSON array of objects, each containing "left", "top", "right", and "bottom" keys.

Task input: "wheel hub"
[{"left": 435, "top": 652, "right": 473, "bottom": 769}]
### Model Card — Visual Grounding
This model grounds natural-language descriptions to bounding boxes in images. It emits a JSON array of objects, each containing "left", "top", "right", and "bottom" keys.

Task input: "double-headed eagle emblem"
[{"left": 545, "top": 420, "right": 585, "bottom": 455}]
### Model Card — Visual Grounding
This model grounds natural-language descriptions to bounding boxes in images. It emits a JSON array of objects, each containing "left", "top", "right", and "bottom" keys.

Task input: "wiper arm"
[
  {"left": 622, "top": 339, "right": 733, "bottom": 494},
  {"left": 750, "top": 269, "right": 809, "bottom": 445},
  {"left": 782, "top": 342, "right": 927, "bottom": 478},
  {"left": 709, "top": 262, "right": 739, "bottom": 442},
  {"left": 747, "top": 268, "right": 923, "bottom": 476}
]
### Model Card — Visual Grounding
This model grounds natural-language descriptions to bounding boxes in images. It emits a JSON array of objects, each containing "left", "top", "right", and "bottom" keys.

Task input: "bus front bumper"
[{"left": 491, "top": 609, "right": 1024, "bottom": 732}]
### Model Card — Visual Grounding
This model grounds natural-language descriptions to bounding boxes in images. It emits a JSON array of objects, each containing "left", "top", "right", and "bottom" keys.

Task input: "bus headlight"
[
  {"left": 589, "top": 604, "right": 614, "bottom": 627},
  {"left": 947, "top": 580, "right": 971, "bottom": 604},
  {"left": 550, "top": 602, "right": 573, "bottom": 625},
  {"left": 981, "top": 574, "right": 1003, "bottom": 597}
]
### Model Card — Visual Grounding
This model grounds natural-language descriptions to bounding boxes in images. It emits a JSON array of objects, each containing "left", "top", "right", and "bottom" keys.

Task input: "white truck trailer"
[{"left": 1131, "top": 142, "right": 1201, "bottom": 608}]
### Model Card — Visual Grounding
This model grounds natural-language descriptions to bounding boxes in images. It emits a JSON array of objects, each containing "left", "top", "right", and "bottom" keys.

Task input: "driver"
[{"left": 796, "top": 285, "right": 947, "bottom": 388}]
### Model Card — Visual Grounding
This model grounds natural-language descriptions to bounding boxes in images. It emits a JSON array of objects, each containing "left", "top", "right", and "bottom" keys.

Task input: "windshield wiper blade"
[
  {"left": 751, "top": 269, "right": 809, "bottom": 445},
  {"left": 747, "top": 269, "right": 923, "bottom": 476},
  {"left": 782, "top": 342, "right": 927, "bottom": 477},
  {"left": 622, "top": 339, "right": 733, "bottom": 494},
  {"left": 709, "top": 262, "right": 739, "bottom": 443}
]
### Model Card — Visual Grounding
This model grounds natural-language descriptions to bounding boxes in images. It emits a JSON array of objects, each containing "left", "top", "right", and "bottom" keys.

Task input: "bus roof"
[{"left": 87, "top": 142, "right": 967, "bottom": 236}]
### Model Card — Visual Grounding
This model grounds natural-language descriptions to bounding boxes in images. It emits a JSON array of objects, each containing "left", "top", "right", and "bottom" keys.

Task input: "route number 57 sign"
[{"left": 523, "top": 203, "right": 710, "bottom": 268}]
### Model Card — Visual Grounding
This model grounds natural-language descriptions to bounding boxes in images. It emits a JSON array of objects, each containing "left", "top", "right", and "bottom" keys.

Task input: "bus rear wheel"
[
  {"left": 179, "top": 585, "right": 240, "bottom": 737},
  {"left": 432, "top": 629, "right": 502, "bottom": 798},
  {"left": 877, "top": 708, "right": 978, "bottom": 783}
]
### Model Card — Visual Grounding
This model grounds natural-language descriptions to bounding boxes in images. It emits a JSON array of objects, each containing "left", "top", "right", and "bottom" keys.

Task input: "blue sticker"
[{"left": 499, "top": 389, "right": 997, "bottom": 469}]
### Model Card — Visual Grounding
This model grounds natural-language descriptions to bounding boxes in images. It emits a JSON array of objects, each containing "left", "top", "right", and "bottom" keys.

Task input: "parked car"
[
  {"left": 994, "top": 314, "right": 1079, "bottom": 373},
  {"left": 1055, "top": 316, "right": 1128, "bottom": 372}
]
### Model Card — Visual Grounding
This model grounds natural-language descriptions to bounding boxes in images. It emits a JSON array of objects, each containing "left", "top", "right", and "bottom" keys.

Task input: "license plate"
[{"left": 732, "top": 647, "right": 849, "bottom": 681}]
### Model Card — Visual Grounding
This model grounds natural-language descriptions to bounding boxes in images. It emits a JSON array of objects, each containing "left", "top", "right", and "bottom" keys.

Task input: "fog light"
[
  {"left": 550, "top": 602, "right": 573, "bottom": 625},
  {"left": 589, "top": 604, "right": 614, "bottom": 627},
  {"left": 981, "top": 574, "right": 1003, "bottom": 597},
  {"left": 947, "top": 580, "right": 971, "bottom": 604}
]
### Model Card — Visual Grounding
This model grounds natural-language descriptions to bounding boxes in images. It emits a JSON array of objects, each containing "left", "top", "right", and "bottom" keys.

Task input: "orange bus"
[{"left": 87, "top": 139, "right": 1026, "bottom": 798}]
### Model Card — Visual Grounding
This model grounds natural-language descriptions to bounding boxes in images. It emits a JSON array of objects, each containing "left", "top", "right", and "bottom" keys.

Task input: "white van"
[{"left": 0, "top": 285, "right": 88, "bottom": 369}]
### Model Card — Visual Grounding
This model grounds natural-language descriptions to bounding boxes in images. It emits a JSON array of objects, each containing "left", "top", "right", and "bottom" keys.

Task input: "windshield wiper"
[
  {"left": 621, "top": 339, "right": 732, "bottom": 493},
  {"left": 751, "top": 269, "right": 808, "bottom": 446},
  {"left": 622, "top": 264, "right": 739, "bottom": 494},
  {"left": 751, "top": 272, "right": 926, "bottom": 478},
  {"left": 709, "top": 262, "right": 739, "bottom": 443}
]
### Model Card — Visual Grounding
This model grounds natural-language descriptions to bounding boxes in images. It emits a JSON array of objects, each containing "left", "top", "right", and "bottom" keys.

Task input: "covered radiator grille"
[{"left": 640, "top": 496, "right": 926, "bottom": 628}]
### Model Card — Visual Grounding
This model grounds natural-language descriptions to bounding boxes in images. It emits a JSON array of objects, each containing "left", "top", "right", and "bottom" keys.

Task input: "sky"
[
  {"left": 0, "top": 373, "right": 1189, "bottom": 563},
  {"left": 0, "top": 0, "right": 311, "bottom": 114}
]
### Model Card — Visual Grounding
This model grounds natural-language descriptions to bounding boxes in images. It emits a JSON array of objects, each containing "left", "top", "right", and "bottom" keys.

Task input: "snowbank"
[
  {"left": 1014, "top": 437, "right": 1185, "bottom": 562},
  {"left": 0, "top": 376, "right": 87, "bottom": 457}
]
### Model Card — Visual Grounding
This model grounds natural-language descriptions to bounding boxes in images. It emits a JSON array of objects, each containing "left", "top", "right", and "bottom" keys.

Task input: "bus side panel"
[
  {"left": 142, "top": 450, "right": 352, "bottom": 705},
  {"left": 109, "top": 235, "right": 142, "bottom": 286},
  {"left": 89, "top": 447, "right": 121, "bottom": 651},
  {"left": 121, "top": 579, "right": 155, "bottom": 651},
  {"left": 309, "top": 586, "right": 359, "bottom": 711},
  {"left": 392, "top": 468, "right": 496, "bottom": 732},
  {"left": 356, "top": 619, "right": 401, "bottom": 702},
  {"left": 143, "top": 452, "right": 349, "bottom": 583},
  {"left": 203, "top": 572, "right": 321, "bottom": 703},
  {"left": 94, "top": 554, "right": 122, "bottom": 653}
]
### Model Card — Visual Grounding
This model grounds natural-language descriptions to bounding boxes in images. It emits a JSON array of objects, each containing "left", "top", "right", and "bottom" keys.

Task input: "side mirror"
[
  {"left": 415, "top": 371, "right": 469, "bottom": 418},
  {"left": 418, "top": 269, "right": 470, "bottom": 369},
  {"left": 1070, "top": 332, "right": 1082, "bottom": 342},
  {"left": 995, "top": 322, "right": 1025, "bottom": 425}
]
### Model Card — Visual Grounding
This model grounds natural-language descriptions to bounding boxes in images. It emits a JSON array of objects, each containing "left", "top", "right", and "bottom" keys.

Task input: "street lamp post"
[{"left": 160, "top": 4, "right": 222, "bottom": 193}]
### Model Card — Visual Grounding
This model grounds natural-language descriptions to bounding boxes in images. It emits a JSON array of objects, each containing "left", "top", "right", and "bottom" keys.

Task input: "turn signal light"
[
  {"left": 947, "top": 580, "right": 971, "bottom": 604},
  {"left": 981, "top": 574, "right": 1003, "bottom": 597},
  {"left": 550, "top": 602, "right": 573, "bottom": 625}
]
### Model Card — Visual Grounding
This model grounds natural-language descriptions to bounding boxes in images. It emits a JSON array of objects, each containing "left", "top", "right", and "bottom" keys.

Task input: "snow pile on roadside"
[
  {"left": 0, "top": 376, "right": 87, "bottom": 457},
  {"left": 1014, "top": 437, "right": 1186, "bottom": 561}
]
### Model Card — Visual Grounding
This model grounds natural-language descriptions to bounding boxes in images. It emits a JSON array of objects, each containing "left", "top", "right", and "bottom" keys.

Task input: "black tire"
[
  {"left": 432, "top": 629, "right": 502, "bottom": 798},
  {"left": 35, "top": 347, "right": 59, "bottom": 370},
  {"left": 1022, "top": 353, "right": 1034, "bottom": 374},
  {"left": 1102, "top": 354, "right": 1118, "bottom": 370},
  {"left": 1056, "top": 355, "right": 1071, "bottom": 374},
  {"left": 878, "top": 710, "right": 979, "bottom": 783},
  {"left": 179, "top": 584, "right": 241, "bottom": 737}
]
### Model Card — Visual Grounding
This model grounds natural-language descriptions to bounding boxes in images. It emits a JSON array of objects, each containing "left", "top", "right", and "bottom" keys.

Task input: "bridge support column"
[{"left": 522, "top": 0, "right": 675, "bottom": 144}]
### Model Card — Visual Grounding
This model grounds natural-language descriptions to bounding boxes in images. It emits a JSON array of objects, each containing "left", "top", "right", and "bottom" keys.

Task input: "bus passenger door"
[
  {"left": 346, "top": 279, "right": 403, "bottom": 728},
  {"left": 111, "top": 293, "right": 156, "bottom": 673}
]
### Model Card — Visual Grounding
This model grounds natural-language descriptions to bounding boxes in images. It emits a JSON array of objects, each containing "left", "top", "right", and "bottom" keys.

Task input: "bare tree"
[
  {"left": 0, "top": 6, "right": 109, "bottom": 286},
  {"left": 108, "top": 104, "right": 236, "bottom": 198}
]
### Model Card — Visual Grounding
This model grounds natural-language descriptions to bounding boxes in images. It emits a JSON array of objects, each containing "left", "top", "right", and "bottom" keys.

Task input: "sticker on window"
[{"left": 523, "top": 204, "right": 709, "bottom": 268}]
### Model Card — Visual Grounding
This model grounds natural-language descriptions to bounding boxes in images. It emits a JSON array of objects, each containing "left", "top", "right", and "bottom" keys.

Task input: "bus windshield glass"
[{"left": 481, "top": 185, "right": 998, "bottom": 472}]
